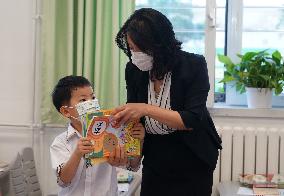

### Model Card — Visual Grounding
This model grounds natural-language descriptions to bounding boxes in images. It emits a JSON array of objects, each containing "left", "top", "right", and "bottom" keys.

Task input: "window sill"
[{"left": 209, "top": 103, "right": 284, "bottom": 119}]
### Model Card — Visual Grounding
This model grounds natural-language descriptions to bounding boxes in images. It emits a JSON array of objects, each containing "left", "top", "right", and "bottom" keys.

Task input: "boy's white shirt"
[{"left": 50, "top": 124, "right": 118, "bottom": 196}]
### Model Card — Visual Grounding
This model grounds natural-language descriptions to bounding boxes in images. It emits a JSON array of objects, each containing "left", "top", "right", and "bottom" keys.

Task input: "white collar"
[{"left": 66, "top": 124, "right": 82, "bottom": 142}]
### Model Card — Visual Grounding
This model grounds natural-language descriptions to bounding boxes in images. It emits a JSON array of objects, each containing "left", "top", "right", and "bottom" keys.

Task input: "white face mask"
[
  {"left": 64, "top": 98, "right": 101, "bottom": 117},
  {"left": 75, "top": 99, "right": 100, "bottom": 116},
  {"left": 131, "top": 51, "right": 153, "bottom": 71}
]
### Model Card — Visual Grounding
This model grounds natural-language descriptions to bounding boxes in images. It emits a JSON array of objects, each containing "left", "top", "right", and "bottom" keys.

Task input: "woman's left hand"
[{"left": 112, "top": 103, "right": 148, "bottom": 126}]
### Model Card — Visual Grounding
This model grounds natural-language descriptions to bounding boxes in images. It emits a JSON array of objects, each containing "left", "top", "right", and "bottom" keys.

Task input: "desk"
[
  {"left": 119, "top": 174, "right": 142, "bottom": 196},
  {"left": 217, "top": 181, "right": 243, "bottom": 196},
  {"left": 217, "top": 181, "right": 284, "bottom": 196},
  {"left": 0, "top": 167, "right": 10, "bottom": 196}
]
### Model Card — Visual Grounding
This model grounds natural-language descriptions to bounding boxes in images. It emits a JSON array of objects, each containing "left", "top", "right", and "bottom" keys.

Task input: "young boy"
[{"left": 50, "top": 76, "right": 144, "bottom": 196}]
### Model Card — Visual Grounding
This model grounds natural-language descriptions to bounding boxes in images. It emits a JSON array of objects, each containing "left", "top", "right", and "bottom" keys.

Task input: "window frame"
[{"left": 205, "top": 0, "right": 217, "bottom": 107}]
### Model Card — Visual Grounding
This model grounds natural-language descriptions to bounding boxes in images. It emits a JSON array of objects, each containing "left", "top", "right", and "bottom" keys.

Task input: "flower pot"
[{"left": 246, "top": 87, "right": 273, "bottom": 108}]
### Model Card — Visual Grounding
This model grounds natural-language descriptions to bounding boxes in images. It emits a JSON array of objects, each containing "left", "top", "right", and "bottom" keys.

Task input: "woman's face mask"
[{"left": 131, "top": 51, "right": 153, "bottom": 71}]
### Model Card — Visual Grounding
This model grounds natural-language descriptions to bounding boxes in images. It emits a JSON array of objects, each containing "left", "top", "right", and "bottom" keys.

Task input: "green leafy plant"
[{"left": 218, "top": 50, "right": 284, "bottom": 95}]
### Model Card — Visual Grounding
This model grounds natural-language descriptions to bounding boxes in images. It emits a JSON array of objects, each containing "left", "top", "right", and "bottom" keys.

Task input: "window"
[
  {"left": 225, "top": 0, "right": 284, "bottom": 107},
  {"left": 136, "top": 0, "right": 208, "bottom": 54},
  {"left": 136, "top": 0, "right": 226, "bottom": 107},
  {"left": 135, "top": 0, "right": 284, "bottom": 107}
]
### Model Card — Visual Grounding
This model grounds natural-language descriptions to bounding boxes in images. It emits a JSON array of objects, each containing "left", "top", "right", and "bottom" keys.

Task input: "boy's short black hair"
[{"left": 52, "top": 75, "right": 92, "bottom": 112}]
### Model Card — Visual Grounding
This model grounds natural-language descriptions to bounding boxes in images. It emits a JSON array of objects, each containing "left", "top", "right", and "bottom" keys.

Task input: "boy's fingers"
[
  {"left": 120, "top": 151, "right": 127, "bottom": 165},
  {"left": 117, "top": 145, "right": 126, "bottom": 165},
  {"left": 120, "top": 147, "right": 125, "bottom": 164},
  {"left": 108, "top": 147, "right": 120, "bottom": 166},
  {"left": 82, "top": 148, "right": 92, "bottom": 153},
  {"left": 82, "top": 149, "right": 92, "bottom": 154},
  {"left": 115, "top": 146, "right": 121, "bottom": 161},
  {"left": 83, "top": 140, "right": 92, "bottom": 146},
  {"left": 132, "top": 130, "right": 142, "bottom": 133},
  {"left": 131, "top": 134, "right": 141, "bottom": 137},
  {"left": 82, "top": 146, "right": 93, "bottom": 151},
  {"left": 131, "top": 126, "right": 143, "bottom": 131},
  {"left": 80, "top": 137, "right": 89, "bottom": 141},
  {"left": 134, "top": 124, "right": 143, "bottom": 128},
  {"left": 108, "top": 151, "right": 115, "bottom": 163},
  {"left": 132, "top": 132, "right": 144, "bottom": 137},
  {"left": 131, "top": 132, "right": 141, "bottom": 136},
  {"left": 110, "top": 149, "right": 115, "bottom": 157}
]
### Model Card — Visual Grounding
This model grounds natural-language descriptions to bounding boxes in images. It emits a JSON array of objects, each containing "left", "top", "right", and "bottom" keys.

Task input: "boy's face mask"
[
  {"left": 64, "top": 98, "right": 101, "bottom": 119},
  {"left": 75, "top": 98, "right": 100, "bottom": 116},
  {"left": 131, "top": 51, "right": 153, "bottom": 71}
]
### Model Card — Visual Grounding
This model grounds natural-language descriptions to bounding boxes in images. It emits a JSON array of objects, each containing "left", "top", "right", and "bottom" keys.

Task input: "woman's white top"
[
  {"left": 50, "top": 124, "right": 118, "bottom": 196},
  {"left": 145, "top": 72, "right": 176, "bottom": 135}
]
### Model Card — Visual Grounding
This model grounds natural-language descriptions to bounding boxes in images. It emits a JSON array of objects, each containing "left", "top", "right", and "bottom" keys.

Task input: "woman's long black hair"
[{"left": 116, "top": 8, "right": 182, "bottom": 80}]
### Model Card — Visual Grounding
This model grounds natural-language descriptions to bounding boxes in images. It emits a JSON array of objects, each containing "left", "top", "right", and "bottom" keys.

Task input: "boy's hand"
[
  {"left": 107, "top": 145, "right": 128, "bottom": 167},
  {"left": 130, "top": 123, "right": 145, "bottom": 140},
  {"left": 74, "top": 138, "right": 93, "bottom": 157}
]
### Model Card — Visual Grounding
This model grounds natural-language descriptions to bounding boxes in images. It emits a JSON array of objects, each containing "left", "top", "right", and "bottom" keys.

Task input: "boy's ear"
[{"left": 59, "top": 106, "right": 71, "bottom": 118}]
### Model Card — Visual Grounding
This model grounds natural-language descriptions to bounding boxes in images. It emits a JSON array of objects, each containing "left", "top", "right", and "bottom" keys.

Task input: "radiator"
[{"left": 212, "top": 126, "right": 284, "bottom": 195}]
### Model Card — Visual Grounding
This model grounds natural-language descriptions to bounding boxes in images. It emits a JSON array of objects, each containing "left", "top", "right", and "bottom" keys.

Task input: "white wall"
[
  {"left": 0, "top": 0, "right": 37, "bottom": 165},
  {"left": 0, "top": 0, "right": 41, "bottom": 193},
  {"left": 0, "top": 0, "right": 35, "bottom": 126}
]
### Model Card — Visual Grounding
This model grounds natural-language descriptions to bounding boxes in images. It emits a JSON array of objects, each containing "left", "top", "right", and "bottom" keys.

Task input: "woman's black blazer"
[{"left": 125, "top": 50, "right": 222, "bottom": 170}]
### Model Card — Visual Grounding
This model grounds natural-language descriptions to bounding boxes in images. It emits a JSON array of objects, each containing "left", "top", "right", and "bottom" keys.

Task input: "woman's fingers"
[
  {"left": 113, "top": 109, "right": 133, "bottom": 126},
  {"left": 119, "top": 112, "right": 133, "bottom": 125},
  {"left": 111, "top": 105, "right": 125, "bottom": 116},
  {"left": 112, "top": 104, "right": 146, "bottom": 126},
  {"left": 111, "top": 108, "right": 126, "bottom": 125}
]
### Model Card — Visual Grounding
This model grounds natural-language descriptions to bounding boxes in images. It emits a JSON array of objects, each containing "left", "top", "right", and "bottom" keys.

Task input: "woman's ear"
[{"left": 60, "top": 106, "right": 71, "bottom": 118}]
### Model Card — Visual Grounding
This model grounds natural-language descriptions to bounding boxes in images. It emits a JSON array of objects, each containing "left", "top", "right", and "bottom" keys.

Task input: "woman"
[{"left": 113, "top": 8, "right": 222, "bottom": 196}]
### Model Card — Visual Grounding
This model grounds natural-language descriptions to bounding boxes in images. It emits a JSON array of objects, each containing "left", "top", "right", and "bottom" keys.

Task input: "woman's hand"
[
  {"left": 74, "top": 138, "right": 93, "bottom": 158},
  {"left": 107, "top": 145, "right": 128, "bottom": 167},
  {"left": 130, "top": 123, "right": 145, "bottom": 140},
  {"left": 112, "top": 103, "right": 148, "bottom": 126}
]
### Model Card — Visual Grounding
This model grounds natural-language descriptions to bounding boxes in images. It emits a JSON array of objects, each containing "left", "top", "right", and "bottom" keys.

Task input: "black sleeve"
[{"left": 177, "top": 55, "right": 210, "bottom": 130}]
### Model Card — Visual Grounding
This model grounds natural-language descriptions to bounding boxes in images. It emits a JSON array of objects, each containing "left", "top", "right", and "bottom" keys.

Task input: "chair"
[
  {"left": 22, "top": 148, "right": 42, "bottom": 196},
  {"left": 9, "top": 153, "right": 26, "bottom": 196},
  {"left": 8, "top": 148, "right": 56, "bottom": 196}
]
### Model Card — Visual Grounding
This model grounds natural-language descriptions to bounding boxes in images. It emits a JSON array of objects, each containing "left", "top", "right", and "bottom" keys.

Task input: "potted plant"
[{"left": 218, "top": 50, "right": 284, "bottom": 108}]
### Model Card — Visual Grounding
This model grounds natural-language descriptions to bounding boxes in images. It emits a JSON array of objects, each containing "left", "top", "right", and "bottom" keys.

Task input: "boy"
[{"left": 50, "top": 76, "right": 144, "bottom": 196}]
